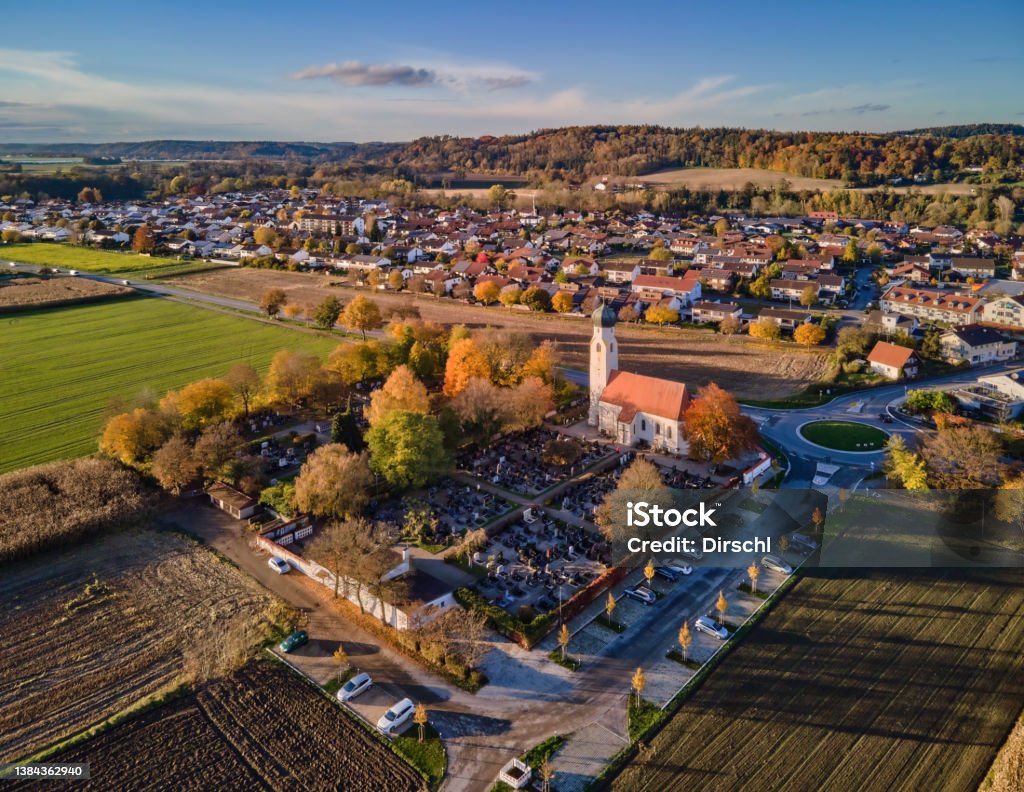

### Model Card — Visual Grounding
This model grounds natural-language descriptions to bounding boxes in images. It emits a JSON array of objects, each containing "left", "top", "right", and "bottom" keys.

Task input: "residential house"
[
  {"left": 939, "top": 325, "right": 1017, "bottom": 365},
  {"left": 867, "top": 341, "right": 921, "bottom": 380},
  {"left": 879, "top": 286, "right": 983, "bottom": 326},
  {"left": 630, "top": 271, "right": 701, "bottom": 306},
  {"left": 757, "top": 308, "right": 813, "bottom": 331},
  {"left": 691, "top": 301, "right": 742, "bottom": 324},
  {"left": 982, "top": 294, "right": 1024, "bottom": 329}
]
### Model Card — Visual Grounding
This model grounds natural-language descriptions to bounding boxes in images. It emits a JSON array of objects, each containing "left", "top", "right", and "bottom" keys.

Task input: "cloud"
[
  {"left": 291, "top": 61, "right": 436, "bottom": 87},
  {"left": 290, "top": 59, "right": 537, "bottom": 92},
  {"left": 801, "top": 103, "right": 891, "bottom": 117}
]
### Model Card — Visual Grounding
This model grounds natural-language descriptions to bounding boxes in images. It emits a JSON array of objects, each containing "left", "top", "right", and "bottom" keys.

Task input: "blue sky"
[{"left": 2, "top": 0, "right": 1022, "bottom": 142}]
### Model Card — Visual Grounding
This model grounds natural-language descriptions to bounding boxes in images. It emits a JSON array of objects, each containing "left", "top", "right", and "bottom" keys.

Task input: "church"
[{"left": 588, "top": 302, "right": 690, "bottom": 454}]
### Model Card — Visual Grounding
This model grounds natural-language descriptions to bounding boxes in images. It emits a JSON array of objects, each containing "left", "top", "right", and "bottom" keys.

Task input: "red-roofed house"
[
  {"left": 867, "top": 341, "right": 921, "bottom": 380},
  {"left": 630, "top": 271, "right": 702, "bottom": 306}
]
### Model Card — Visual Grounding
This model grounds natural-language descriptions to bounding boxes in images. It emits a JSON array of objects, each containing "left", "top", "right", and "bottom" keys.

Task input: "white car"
[
  {"left": 7, "top": 262, "right": 16, "bottom": 268},
  {"left": 377, "top": 697, "right": 416, "bottom": 736},
  {"left": 623, "top": 585, "right": 657, "bottom": 605},
  {"left": 68, "top": 269, "right": 79, "bottom": 276},
  {"left": 268, "top": 556, "right": 290, "bottom": 575},
  {"left": 695, "top": 615, "right": 729, "bottom": 640},
  {"left": 654, "top": 564, "right": 692, "bottom": 582},
  {"left": 337, "top": 672, "right": 373, "bottom": 703},
  {"left": 121, "top": 279, "right": 131, "bottom": 285},
  {"left": 762, "top": 554, "right": 793, "bottom": 574},
  {"left": 789, "top": 532, "right": 819, "bottom": 552}
]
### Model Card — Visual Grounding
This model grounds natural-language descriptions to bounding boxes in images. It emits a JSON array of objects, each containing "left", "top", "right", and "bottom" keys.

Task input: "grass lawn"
[
  {"left": 0, "top": 296, "right": 339, "bottom": 473},
  {"left": 3, "top": 242, "right": 221, "bottom": 279},
  {"left": 393, "top": 723, "right": 446, "bottom": 789},
  {"left": 798, "top": 420, "right": 889, "bottom": 452}
]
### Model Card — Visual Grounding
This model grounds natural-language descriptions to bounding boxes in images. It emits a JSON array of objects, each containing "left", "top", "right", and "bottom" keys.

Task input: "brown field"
[
  {"left": 15, "top": 661, "right": 423, "bottom": 792},
  {"left": 172, "top": 268, "right": 830, "bottom": 398},
  {"left": 0, "top": 530, "right": 277, "bottom": 762},
  {"left": 612, "top": 568, "right": 1024, "bottom": 792},
  {"left": 0, "top": 276, "right": 130, "bottom": 309},
  {"left": 983, "top": 708, "right": 1024, "bottom": 792},
  {"left": 634, "top": 167, "right": 845, "bottom": 192}
]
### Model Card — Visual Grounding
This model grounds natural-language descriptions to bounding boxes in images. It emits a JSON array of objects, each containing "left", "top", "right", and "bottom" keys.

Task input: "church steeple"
[{"left": 588, "top": 300, "right": 618, "bottom": 426}]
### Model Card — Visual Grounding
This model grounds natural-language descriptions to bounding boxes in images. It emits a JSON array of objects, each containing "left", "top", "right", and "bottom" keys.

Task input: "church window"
[
  {"left": 655, "top": 422, "right": 661, "bottom": 434},
  {"left": 641, "top": 419, "right": 646, "bottom": 431},
  {"left": 595, "top": 341, "right": 602, "bottom": 352},
  {"left": 667, "top": 426, "right": 673, "bottom": 439}
]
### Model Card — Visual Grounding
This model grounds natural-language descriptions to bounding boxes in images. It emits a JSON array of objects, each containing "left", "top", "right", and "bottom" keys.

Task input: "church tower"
[{"left": 588, "top": 300, "right": 618, "bottom": 426}]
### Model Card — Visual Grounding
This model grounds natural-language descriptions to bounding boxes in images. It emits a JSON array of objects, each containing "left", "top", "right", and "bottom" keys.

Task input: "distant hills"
[{"left": 2, "top": 124, "right": 1022, "bottom": 183}]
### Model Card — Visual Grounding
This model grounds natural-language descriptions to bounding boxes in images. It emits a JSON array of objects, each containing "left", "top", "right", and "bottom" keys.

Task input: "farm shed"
[{"left": 207, "top": 482, "right": 258, "bottom": 520}]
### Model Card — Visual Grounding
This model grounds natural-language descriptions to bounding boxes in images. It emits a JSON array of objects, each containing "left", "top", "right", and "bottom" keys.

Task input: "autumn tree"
[
  {"left": 922, "top": 425, "right": 1003, "bottom": 488},
  {"left": 793, "top": 323, "right": 826, "bottom": 346},
  {"left": 884, "top": 435, "right": 928, "bottom": 490},
  {"left": 443, "top": 337, "right": 489, "bottom": 396},
  {"left": 683, "top": 383, "right": 759, "bottom": 464},
  {"left": 678, "top": 621, "right": 692, "bottom": 663},
  {"left": 716, "top": 590, "right": 728, "bottom": 624},
  {"left": 502, "top": 377, "right": 554, "bottom": 432},
  {"left": 596, "top": 458, "right": 672, "bottom": 546},
  {"left": 631, "top": 666, "right": 646, "bottom": 706},
  {"left": 293, "top": 444, "right": 374, "bottom": 519},
  {"left": 748, "top": 318, "right": 781, "bottom": 340},
  {"left": 645, "top": 305, "right": 679, "bottom": 325},
  {"left": 366, "top": 411, "right": 450, "bottom": 490},
  {"left": 719, "top": 315, "right": 741, "bottom": 335},
  {"left": 474, "top": 280, "right": 501, "bottom": 305},
  {"left": 266, "top": 350, "right": 322, "bottom": 406},
  {"left": 312, "top": 296, "right": 343, "bottom": 329},
  {"left": 450, "top": 378, "right": 505, "bottom": 437},
  {"left": 498, "top": 285, "right": 522, "bottom": 308},
  {"left": 748, "top": 562, "right": 761, "bottom": 594},
  {"left": 341, "top": 295, "right": 383, "bottom": 340},
  {"left": 327, "top": 340, "right": 393, "bottom": 386},
  {"left": 259, "top": 288, "right": 288, "bottom": 317},
  {"left": 558, "top": 623, "right": 571, "bottom": 661},
  {"left": 131, "top": 224, "right": 155, "bottom": 253},
  {"left": 799, "top": 285, "right": 818, "bottom": 307},
  {"left": 552, "top": 290, "right": 574, "bottom": 313},
  {"left": 644, "top": 558, "right": 656, "bottom": 588},
  {"left": 387, "top": 270, "right": 405, "bottom": 291},
  {"left": 161, "top": 378, "right": 235, "bottom": 431},
  {"left": 521, "top": 285, "right": 552, "bottom": 312},
  {"left": 366, "top": 365, "right": 430, "bottom": 425},
  {"left": 100, "top": 408, "right": 168, "bottom": 466},
  {"left": 225, "top": 362, "right": 261, "bottom": 418},
  {"left": 520, "top": 340, "right": 559, "bottom": 384},
  {"left": 414, "top": 703, "right": 428, "bottom": 743},
  {"left": 605, "top": 592, "right": 617, "bottom": 624},
  {"left": 151, "top": 435, "right": 199, "bottom": 495},
  {"left": 193, "top": 421, "right": 244, "bottom": 480}
]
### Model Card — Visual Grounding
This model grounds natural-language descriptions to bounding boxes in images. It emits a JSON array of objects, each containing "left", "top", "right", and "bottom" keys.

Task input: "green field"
[
  {"left": 0, "top": 297, "right": 339, "bottom": 472},
  {"left": 3, "top": 243, "right": 219, "bottom": 279},
  {"left": 798, "top": 420, "right": 889, "bottom": 451}
]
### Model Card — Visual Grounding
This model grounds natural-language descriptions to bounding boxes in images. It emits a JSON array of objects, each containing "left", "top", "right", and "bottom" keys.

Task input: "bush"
[{"left": 0, "top": 458, "right": 149, "bottom": 563}]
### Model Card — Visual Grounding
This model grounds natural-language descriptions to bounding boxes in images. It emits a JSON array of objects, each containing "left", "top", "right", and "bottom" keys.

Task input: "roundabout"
[{"left": 797, "top": 420, "right": 889, "bottom": 453}]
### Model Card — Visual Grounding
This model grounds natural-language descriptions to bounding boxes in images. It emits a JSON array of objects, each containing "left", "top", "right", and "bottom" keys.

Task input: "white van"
[{"left": 377, "top": 697, "right": 416, "bottom": 736}]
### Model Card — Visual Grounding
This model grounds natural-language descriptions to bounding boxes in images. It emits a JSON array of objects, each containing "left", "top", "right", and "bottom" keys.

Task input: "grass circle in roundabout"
[{"left": 798, "top": 420, "right": 889, "bottom": 452}]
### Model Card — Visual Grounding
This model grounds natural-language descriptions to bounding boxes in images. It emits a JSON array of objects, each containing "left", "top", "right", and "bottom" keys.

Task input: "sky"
[{"left": 2, "top": 0, "right": 1023, "bottom": 143}]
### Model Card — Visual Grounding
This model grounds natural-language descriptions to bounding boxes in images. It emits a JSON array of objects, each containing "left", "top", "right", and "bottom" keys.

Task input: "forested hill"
[
  {"left": 378, "top": 125, "right": 1024, "bottom": 182},
  {"left": 2, "top": 124, "right": 1022, "bottom": 184}
]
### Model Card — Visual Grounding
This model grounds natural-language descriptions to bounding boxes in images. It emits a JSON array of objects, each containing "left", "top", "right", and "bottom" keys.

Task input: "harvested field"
[
  {"left": 0, "top": 276, "right": 130, "bottom": 309},
  {"left": 635, "top": 167, "right": 845, "bottom": 191},
  {"left": 0, "top": 530, "right": 278, "bottom": 762},
  {"left": 15, "top": 661, "right": 424, "bottom": 792},
  {"left": 173, "top": 268, "right": 831, "bottom": 398},
  {"left": 611, "top": 569, "right": 1024, "bottom": 792}
]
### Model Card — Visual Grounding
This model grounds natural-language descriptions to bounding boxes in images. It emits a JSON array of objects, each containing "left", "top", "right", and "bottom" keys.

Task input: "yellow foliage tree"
[
  {"left": 443, "top": 338, "right": 490, "bottom": 397},
  {"left": 100, "top": 408, "right": 168, "bottom": 466},
  {"left": 366, "top": 365, "right": 430, "bottom": 425},
  {"left": 794, "top": 323, "right": 826, "bottom": 346}
]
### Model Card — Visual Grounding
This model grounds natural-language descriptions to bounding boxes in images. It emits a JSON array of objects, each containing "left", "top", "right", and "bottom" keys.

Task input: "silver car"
[
  {"left": 762, "top": 554, "right": 793, "bottom": 574},
  {"left": 695, "top": 615, "right": 729, "bottom": 640},
  {"left": 337, "top": 672, "right": 373, "bottom": 703}
]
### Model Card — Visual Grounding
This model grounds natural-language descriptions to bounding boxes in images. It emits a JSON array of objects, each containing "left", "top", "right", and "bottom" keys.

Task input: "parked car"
[
  {"left": 121, "top": 279, "right": 131, "bottom": 285},
  {"left": 377, "top": 697, "right": 416, "bottom": 736},
  {"left": 624, "top": 585, "right": 657, "bottom": 605},
  {"left": 680, "top": 547, "right": 703, "bottom": 561},
  {"left": 68, "top": 269, "right": 79, "bottom": 276},
  {"left": 654, "top": 564, "right": 692, "bottom": 582},
  {"left": 695, "top": 615, "right": 729, "bottom": 640},
  {"left": 337, "top": 672, "right": 373, "bottom": 703},
  {"left": 789, "top": 532, "right": 819, "bottom": 552},
  {"left": 762, "top": 554, "right": 793, "bottom": 574},
  {"left": 279, "top": 630, "right": 308, "bottom": 653},
  {"left": 267, "top": 556, "right": 290, "bottom": 575}
]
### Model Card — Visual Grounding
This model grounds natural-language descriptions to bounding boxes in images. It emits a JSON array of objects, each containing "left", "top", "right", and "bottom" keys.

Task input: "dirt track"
[{"left": 173, "top": 268, "right": 829, "bottom": 398}]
